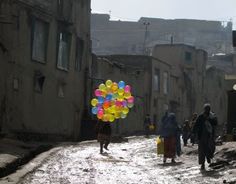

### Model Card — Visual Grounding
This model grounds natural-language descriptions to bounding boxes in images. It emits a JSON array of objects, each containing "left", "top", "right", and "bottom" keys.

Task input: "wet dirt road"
[{"left": 3, "top": 136, "right": 236, "bottom": 184}]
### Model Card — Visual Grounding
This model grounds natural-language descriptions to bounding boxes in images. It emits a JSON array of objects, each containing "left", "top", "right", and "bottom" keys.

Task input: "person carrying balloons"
[
  {"left": 91, "top": 79, "right": 135, "bottom": 154},
  {"left": 96, "top": 121, "right": 112, "bottom": 154}
]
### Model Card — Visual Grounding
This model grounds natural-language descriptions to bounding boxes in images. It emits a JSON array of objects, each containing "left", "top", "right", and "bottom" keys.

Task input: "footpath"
[{"left": 0, "top": 138, "right": 52, "bottom": 178}]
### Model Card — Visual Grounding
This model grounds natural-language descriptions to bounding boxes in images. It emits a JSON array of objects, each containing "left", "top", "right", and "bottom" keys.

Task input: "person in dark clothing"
[
  {"left": 144, "top": 114, "right": 151, "bottom": 137},
  {"left": 96, "top": 121, "right": 112, "bottom": 154},
  {"left": 182, "top": 120, "right": 191, "bottom": 146},
  {"left": 193, "top": 104, "right": 217, "bottom": 170},
  {"left": 190, "top": 113, "right": 198, "bottom": 146}
]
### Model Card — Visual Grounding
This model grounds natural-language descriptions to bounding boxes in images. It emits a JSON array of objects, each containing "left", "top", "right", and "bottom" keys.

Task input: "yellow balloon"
[
  {"left": 115, "top": 112, "right": 121, "bottom": 119},
  {"left": 122, "top": 107, "right": 129, "bottom": 115},
  {"left": 124, "top": 92, "right": 131, "bottom": 99},
  {"left": 101, "top": 90, "right": 107, "bottom": 97},
  {"left": 91, "top": 98, "right": 98, "bottom": 106},
  {"left": 105, "top": 80, "right": 113, "bottom": 88},
  {"left": 110, "top": 105, "right": 116, "bottom": 113},
  {"left": 118, "top": 88, "right": 124, "bottom": 95},
  {"left": 102, "top": 114, "right": 109, "bottom": 122},
  {"left": 111, "top": 82, "right": 118, "bottom": 92},
  {"left": 109, "top": 115, "right": 115, "bottom": 122},
  {"left": 117, "top": 95, "right": 124, "bottom": 101},
  {"left": 99, "top": 83, "right": 106, "bottom": 91}
]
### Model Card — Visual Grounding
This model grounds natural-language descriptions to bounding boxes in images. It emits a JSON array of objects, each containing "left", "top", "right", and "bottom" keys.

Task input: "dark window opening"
[
  {"left": 57, "top": 28, "right": 71, "bottom": 71},
  {"left": 185, "top": 51, "right": 192, "bottom": 63},
  {"left": 75, "top": 37, "right": 84, "bottom": 71},
  {"left": 34, "top": 71, "right": 45, "bottom": 93},
  {"left": 31, "top": 18, "right": 49, "bottom": 63},
  {"left": 58, "top": 83, "right": 66, "bottom": 98},
  {"left": 154, "top": 68, "right": 160, "bottom": 91}
]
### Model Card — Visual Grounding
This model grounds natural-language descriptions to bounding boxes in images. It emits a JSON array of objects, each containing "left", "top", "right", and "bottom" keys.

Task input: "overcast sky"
[{"left": 92, "top": 0, "right": 236, "bottom": 29}]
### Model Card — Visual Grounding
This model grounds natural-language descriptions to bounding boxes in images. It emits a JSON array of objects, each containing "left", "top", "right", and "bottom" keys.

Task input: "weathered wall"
[
  {"left": 204, "top": 67, "right": 227, "bottom": 129},
  {"left": 152, "top": 44, "right": 206, "bottom": 123},
  {"left": 0, "top": 0, "right": 91, "bottom": 140}
]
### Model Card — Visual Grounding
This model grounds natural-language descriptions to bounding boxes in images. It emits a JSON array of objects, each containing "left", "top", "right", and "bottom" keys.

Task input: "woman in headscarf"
[{"left": 160, "top": 113, "right": 178, "bottom": 163}]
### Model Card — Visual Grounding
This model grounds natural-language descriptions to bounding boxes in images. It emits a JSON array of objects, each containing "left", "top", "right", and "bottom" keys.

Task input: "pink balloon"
[
  {"left": 98, "top": 109, "right": 104, "bottom": 116},
  {"left": 128, "top": 96, "right": 134, "bottom": 103},
  {"left": 95, "top": 89, "right": 102, "bottom": 97},
  {"left": 115, "top": 101, "right": 122, "bottom": 107},
  {"left": 124, "top": 85, "right": 131, "bottom": 93}
]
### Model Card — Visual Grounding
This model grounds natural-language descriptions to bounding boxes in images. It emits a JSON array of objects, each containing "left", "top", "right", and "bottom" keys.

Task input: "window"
[
  {"left": 34, "top": 71, "right": 45, "bottom": 93},
  {"left": 57, "top": 31, "right": 71, "bottom": 70},
  {"left": 75, "top": 37, "right": 84, "bottom": 71},
  {"left": 185, "top": 51, "right": 192, "bottom": 64},
  {"left": 154, "top": 69, "right": 160, "bottom": 91},
  {"left": 57, "top": 0, "right": 63, "bottom": 14},
  {"left": 31, "top": 18, "right": 49, "bottom": 63},
  {"left": 163, "top": 72, "right": 169, "bottom": 94}
]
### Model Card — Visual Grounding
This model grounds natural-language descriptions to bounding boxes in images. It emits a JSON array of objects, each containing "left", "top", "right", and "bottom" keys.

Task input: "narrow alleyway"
[{"left": 1, "top": 136, "right": 236, "bottom": 184}]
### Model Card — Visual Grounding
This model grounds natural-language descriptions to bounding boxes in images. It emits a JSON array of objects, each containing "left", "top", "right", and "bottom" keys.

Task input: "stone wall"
[{"left": 0, "top": 0, "right": 91, "bottom": 141}]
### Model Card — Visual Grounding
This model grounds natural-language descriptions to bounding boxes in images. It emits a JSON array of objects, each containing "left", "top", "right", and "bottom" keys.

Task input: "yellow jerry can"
[{"left": 156, "top": 136, "right": 164, "bottom": 155}]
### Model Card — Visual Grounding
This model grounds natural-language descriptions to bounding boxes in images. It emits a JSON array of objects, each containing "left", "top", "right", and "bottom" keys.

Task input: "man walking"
[{"left": 193, "top": 104, "right": 217, "bottom": 170}]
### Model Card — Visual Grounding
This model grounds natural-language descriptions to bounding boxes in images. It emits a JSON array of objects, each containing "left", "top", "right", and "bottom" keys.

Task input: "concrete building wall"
[
  {"left": 150, "top": 58, "right": 171, "bottom": 127},
  {"left": 152, "top": 44, "right": 206, "bottom": 123},
  {"left": 0, "top": 0, "right": 91, "bottom": 140}
]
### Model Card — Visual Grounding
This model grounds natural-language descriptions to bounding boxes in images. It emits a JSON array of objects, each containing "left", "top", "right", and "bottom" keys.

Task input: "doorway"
[{"left": 227, "top": 90, "right": 236, "bottom": 134}]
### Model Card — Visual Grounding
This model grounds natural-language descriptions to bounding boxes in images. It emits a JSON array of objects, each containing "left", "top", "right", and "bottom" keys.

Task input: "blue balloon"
[
  {"left": 92, "top": 107, "right": 98, "bottom": 115},
  {"left": 118, "top": 81, "right": 126, "bottom": 89},
  {"left": 98, "top": 96, "right": 104, "bottom": 104},
  {"left": 106, "top": 94, "right": 113, "bottom": 101}
]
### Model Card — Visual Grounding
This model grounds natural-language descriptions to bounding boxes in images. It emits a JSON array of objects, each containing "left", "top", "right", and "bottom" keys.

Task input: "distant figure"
[
  {"left": 144, "top": 114, "right": 151, "bottom": 137},
  {"left": 160, "top": 113, "right": 178, "bottom": 163},
  {"left": 176, "top": 124, "right": 182, "bottom": 157},
  {"left": 182, "top": 120, "right": 191, "bottom": 146},
  {"left": 193, "top": 104, "right": 217, "bottom": 170},
  {"left": 190, "top": 113, "right": 198, "bottom": 146},
  {"left": 96, "top": 121, "right": 112, "bottom": 154}
]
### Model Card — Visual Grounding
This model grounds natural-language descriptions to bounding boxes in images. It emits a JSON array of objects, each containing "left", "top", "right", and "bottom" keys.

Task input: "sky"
[{"left": 92, "top": 0, "right": 236, "bottom": 29}]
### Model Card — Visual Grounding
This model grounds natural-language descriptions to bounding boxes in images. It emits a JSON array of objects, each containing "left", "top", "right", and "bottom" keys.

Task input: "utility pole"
[{"left": 143, "top": 21, "right": 150, "bottom": 55}]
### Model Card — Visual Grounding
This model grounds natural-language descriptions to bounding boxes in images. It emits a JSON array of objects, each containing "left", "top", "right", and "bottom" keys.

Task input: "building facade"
[
  {"left": 152, "top": 44, "right": 207, "bottom": 123},
  {"left": 0, "top": 0, "right": 91, "bottom": 140}
]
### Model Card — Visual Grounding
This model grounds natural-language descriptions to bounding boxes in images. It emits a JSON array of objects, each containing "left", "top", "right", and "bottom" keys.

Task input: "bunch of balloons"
[{"left": 91, "top": 80, "right": 134, "bottom": 122}]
